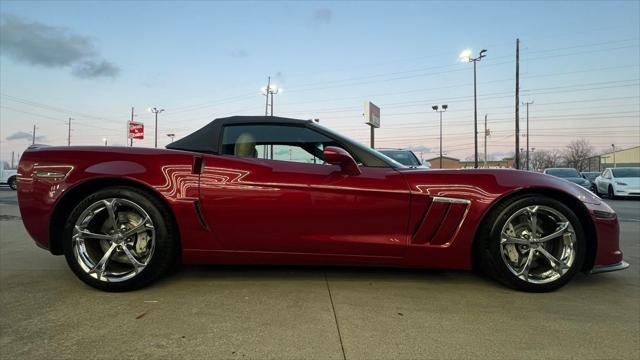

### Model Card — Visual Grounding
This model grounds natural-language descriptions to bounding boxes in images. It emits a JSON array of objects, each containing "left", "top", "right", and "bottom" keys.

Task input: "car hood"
[
  {"left": 562, "top": 177, "right": 590, "bottom": 184},
  {"left": 615, "top": 177, "right": 640, "bottom": 186}
]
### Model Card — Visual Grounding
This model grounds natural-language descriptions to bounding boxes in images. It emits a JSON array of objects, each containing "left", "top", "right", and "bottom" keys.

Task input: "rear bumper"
[{"left": 590, "top": 261, "right": 630, "bottom": 274}]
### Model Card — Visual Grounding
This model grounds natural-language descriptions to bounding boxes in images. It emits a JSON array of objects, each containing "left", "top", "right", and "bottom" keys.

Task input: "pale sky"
[{"left": 1, "top": 0, "right": 639, "bottom": 164}]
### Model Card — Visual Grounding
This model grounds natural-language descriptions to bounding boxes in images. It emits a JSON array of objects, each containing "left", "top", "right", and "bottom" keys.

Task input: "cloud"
[
  {"left": 231, "top": 49, "right": 248, "bottom": 58},
  {"left": 72, "top": 60, "right": 119, "bottom": 79},
  {"left": 0, "top": 14, "right": 119, "bottom": 79},
  {"left": 312, "top": 9, "right": 332, "bottom": 24},
  {"left": 6, "top": 131, "right": 45, "bottom": 142}
]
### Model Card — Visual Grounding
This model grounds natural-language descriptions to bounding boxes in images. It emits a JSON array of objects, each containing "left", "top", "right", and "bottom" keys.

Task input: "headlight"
[
  {"left": 576, "top": 186, "right": 602, "bottom": 205},
  {"left": 615, "top": 181, "right": 627, "bottom": 186}
]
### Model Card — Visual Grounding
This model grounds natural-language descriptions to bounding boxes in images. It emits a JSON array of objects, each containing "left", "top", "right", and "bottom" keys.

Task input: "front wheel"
[
  {"left": 608, "top": 185, "right": 616, "bottom": 200},
  {"left": 477, "top": 195, "right": 585, "bottom": 292},
  {"left": 63, "top": 187, "right": 178, "bottom": 291}
]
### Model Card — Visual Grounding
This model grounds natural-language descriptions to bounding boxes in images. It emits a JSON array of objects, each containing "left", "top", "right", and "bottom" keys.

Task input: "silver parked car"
[{"left": 377, "top": 148, "right": 431, "bottom": 169}]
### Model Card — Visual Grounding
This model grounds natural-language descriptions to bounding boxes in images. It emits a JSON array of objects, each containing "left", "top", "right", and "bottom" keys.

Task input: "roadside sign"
[
  {"left": 128, "top": 121, "right": 144, "bottom": 139},
  {"left": 364, "top": 101, "right": 380, "bottom": 128}
]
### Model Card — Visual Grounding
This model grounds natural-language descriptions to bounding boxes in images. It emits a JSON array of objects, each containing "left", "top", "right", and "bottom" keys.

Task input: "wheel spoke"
[
  {"left": 526, "top": 206, "right": 539, "bottom": 239},
  {"left": 537, "top": 246, "right": 570, "bottom": 273},
  {"left": 103, "top": 199, "right": 119, "bottom": 232},
  {"left": 74, "top": 226, "right": 113, "bottom": 241},
  {"left": 89, "top": 242, "right": 117, "bottom": 278},
  {"left": 516, "top": 249, "right": 536, "bottom": 280},
  {"left": 501, "top": 232, "right": 530, "bottom": 245},
  {"left": 121, "top": 245, "right": 146, "bottom": 273},
  {"left": 536, "top": 222, "right": 570, "bottom": 243}
]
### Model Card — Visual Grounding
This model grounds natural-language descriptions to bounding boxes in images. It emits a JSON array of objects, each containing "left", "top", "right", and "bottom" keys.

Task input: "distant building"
[
  {"left": 585, "top": 146, "right": 640, "bottom": 171},
  {"left": 426, "top": 156, "right": 515, "bottom": 169},
  {"left": 425, "top": 156, "right": 461, "bottom": 169}
]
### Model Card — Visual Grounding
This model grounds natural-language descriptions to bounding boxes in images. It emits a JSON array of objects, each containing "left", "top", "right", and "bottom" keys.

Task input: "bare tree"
[
  {"left": 531, "top": 149, "right": 564, "bottom": 172},
  {"left": 564, "top": 138, "right": 595, "bottom": 171}
]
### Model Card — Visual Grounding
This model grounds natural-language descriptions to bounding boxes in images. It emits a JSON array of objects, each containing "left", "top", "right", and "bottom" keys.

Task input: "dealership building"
[{"left": 585, "top": 146, "right": 640, "bottom": 172}]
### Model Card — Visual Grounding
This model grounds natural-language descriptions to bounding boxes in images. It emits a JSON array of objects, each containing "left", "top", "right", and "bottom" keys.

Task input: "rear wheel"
[
  {"left": 477, "top": 195, "right": 585, "bottom": 292},
  {"left": 62, "top": 187, "right": 178, "bottom": 291},
  {"left": 8, "top": 176, "right": 16, "bottom": 190}
]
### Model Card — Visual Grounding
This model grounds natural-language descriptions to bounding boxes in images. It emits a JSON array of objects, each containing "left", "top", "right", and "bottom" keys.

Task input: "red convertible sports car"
[{"left": 17, "top": 116, "right": 628, "bottom": 292}]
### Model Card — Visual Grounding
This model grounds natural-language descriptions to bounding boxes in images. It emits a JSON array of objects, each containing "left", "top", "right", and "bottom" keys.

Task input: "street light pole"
[
  {"left": 148, "top": 107, "right": 165, "bottom": 148},
  {"left": 167, "top": 133, "right": 175, "bottom": 143},
  {"left": 461, "top": 49, "right": 487, "bottom": 169},
  {"left": 612, "top": 144, "right": 616, "bottom": 168},
  {"left": 432, "top": 105, "right": 448, "bottom": 169}
]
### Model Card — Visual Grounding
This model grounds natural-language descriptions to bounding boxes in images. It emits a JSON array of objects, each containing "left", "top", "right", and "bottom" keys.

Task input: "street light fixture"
[
  {"left": 460, "top": 48, "right": 487, "bottom": 168},
  {"left": 167, "top": 133, "right": 175, "bottom": 143},
  {"left": 432, "top": 104, "right": 448, "bottom": 169},
  {"left": 148, "top": 107, "right": 165, "bottom": 148}
]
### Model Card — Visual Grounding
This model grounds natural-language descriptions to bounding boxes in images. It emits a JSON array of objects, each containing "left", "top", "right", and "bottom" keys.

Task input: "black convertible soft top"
[{"left": 166, "top": 116, "right": 312, "bottom": 154}]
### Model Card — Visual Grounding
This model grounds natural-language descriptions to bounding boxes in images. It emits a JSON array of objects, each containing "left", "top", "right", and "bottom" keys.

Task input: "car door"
[
  {"left": 197, "top": 123, "right": 411, "bottom": 259},
  {"left": 597, "top": 169, "right": 611, "bottom": 193}
]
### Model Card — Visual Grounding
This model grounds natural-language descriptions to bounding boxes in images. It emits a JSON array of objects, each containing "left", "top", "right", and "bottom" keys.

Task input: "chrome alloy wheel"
[
  {"left": 72, "top": 198, "right": 156, "bottom": 282},
  {"left": 499, "top": 205, "right": 576, "bottom": 284}
]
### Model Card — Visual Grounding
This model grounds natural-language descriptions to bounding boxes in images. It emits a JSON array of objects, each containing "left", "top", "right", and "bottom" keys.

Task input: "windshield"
[
  {"left": 378, "top": 150, "right": 421, "bottom": 166},
  {"left": 581, "top": 172, "right": 599, "bottom": 181},
  {"left": 309, "top": 123, "right": 404, "bottom": 168},
  {"left": 546, "top": 168, "right": 580, "bottom": 178},
  {"left": 612, "top": 168, "right": 640, "bottom": 178}
]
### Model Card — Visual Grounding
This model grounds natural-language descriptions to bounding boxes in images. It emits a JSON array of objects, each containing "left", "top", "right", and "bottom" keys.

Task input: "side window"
[
  {"left": 603, "top": 170, "right": 610, "bottom": 178},
  {"left": 221, "top": 124, "right": 341, "bottom": 165}
]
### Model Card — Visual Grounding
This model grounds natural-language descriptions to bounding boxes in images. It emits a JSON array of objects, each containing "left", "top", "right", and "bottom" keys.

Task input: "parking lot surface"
[{"left": 1, "top": 187, "right": 638, "bottom": 359}]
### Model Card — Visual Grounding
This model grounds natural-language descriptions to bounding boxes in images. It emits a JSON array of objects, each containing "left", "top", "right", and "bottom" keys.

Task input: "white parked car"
[
  {"left": 0, "top": 161, "right": 17, "bottom": 190},
  {"left": 595, "top": 167, "right": 640, "bottom": 199}
]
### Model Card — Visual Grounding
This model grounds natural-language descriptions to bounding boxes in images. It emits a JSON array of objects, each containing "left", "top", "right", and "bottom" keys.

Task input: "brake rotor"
[{"left": 99, "top": 211, "right": 150, "bottom": 264}]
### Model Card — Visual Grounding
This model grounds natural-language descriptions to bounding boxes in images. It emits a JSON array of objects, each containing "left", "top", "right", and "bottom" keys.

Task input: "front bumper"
[{"left": 590, "top": 261, "right": 630, "bottom": 274}]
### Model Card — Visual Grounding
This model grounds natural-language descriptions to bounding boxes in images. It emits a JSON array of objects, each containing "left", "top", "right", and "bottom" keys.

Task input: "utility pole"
[
  {"left": 523, "top": 101, "right": 534, "bottom": 170},
  {"left": 484, "top": 114, "right": 489, "bottom": 168},
  {"left": 515, "top": 38, "right": 520, "bottom": 170},
  {"left": 67, "top": 117, "right": 72, "bottom": 146},
  {"left": 11, "top": 151, "right": 15, "bottom": 168},
  {"left": 32, "top": 125, "right": 36, "bottom": 145},
  {"left": 130, "top": 107, "right": 134, "bottom": 147}
]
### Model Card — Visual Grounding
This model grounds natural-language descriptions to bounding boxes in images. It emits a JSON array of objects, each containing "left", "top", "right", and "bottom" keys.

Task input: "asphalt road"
[{"left": 0, "top": 186, "right": 638, "bottom": 359}]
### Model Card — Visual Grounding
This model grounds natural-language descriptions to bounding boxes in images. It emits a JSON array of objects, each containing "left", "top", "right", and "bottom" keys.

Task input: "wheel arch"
[
  {"left": 49, "top": 177, "right": 181, "bottom": 255},
  {"left": 472, "top": 187, "right": 597, "bottom": 272}
]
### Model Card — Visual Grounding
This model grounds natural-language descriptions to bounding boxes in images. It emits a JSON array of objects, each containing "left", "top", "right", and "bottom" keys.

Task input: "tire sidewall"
[
  {"left": 62, "top": 187, "right": 176, "bottom": 291},
  {"left": 8, "top": 177, "right": 16, "bottom": 190},
  {"left": 487, "top": 196, "right": 586, "bottom": 292}
]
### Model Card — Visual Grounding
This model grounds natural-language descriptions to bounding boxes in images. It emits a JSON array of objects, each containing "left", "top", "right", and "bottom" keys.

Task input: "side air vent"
[{"left": 412, "top": 197, "right": 470, "bottom": 245}]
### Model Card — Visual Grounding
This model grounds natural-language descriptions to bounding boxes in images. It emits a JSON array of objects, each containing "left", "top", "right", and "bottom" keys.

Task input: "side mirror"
[{"left": 323, "top": 146, "right": 361, "bottom": 176}]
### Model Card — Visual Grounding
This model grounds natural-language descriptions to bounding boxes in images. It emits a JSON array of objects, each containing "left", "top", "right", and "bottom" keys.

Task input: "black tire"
[
  {"left": 8, "top": 176, "right": 16, "bottom": 190},
  {"left": 476, "top": 195, "right": 586, "bottom": 292},
  {"left": 62, "top": 186, "right": 178, "bottom": 291},
  {"left": 608, "top": 185, "right": 616, "bottom": 200}
]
